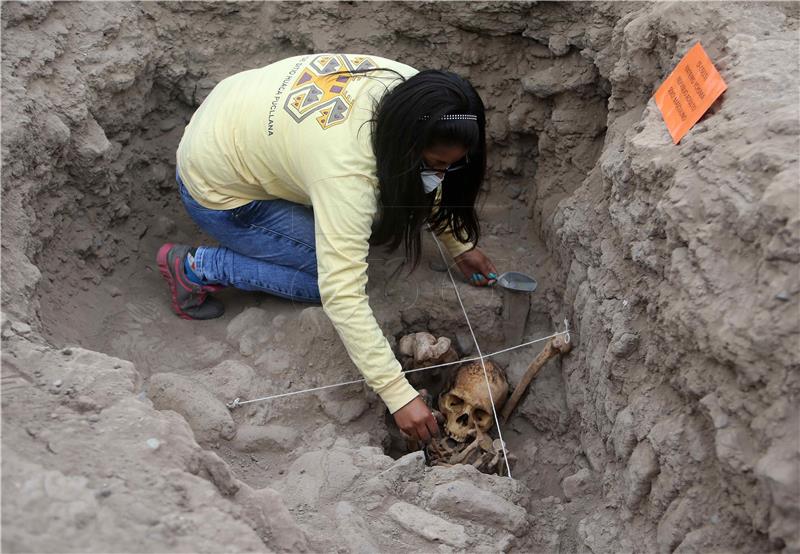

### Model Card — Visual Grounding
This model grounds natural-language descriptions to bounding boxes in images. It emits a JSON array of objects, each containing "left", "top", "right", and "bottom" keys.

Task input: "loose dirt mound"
[{"left": 2, "top": 2, "right": 798, "bottom": 552}]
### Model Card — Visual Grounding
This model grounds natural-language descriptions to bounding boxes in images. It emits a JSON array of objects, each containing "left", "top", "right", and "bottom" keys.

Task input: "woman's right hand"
[{"left": 393, "top": 395, "right": 439, "bottom": 442}]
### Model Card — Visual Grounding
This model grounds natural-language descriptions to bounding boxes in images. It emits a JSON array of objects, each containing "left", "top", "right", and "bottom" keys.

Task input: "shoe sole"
[{"left": 157, "top": 242, "right": 194, "bottom": 320}]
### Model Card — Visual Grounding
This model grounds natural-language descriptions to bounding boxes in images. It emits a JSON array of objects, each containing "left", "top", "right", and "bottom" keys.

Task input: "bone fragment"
[
  {"left": 449, "top": 437, "right": 482, "bottom": 465},
  {"left": 500, "top": 336, "right": 571, "bottom": 422}
]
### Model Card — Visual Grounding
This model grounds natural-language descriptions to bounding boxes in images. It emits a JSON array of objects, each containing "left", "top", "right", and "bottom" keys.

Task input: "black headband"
[{"left": 419, "top": 114, "right": 478, "bottom": 121}]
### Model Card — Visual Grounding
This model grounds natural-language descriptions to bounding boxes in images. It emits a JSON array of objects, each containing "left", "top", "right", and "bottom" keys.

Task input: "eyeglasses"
[{"left": 419, "top": 156, "right": 469, "bottom": 176}]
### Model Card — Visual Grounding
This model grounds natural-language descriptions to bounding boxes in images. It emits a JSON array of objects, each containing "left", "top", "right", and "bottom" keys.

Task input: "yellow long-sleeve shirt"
[{"left": 177, "top": 54, "right": 473, "bottom": 413}]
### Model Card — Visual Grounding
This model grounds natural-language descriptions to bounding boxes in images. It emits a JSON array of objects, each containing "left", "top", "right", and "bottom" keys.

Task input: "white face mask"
[{"left": 421, "top": 171, "right": 444, "bottom": 193}]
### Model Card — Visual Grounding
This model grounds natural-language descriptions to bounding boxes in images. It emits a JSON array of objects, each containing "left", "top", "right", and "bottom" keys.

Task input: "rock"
[
  {"left": 387, "top": 501, "right": 470, "bottom": 548},
  {"left": 489, "top": 112, "right": 509, "bottom": 141},
  {"left": 75, "top": 116, "right": 111, "bottom": 160},
  {"left": 551, "top": 94, "right": 608, "bottom": 137},
  {"left": 610, "top": 407, "right": 637, "bottom": 460},
  {"left": 578, "top": 509, "right": 635, "bottom": 554},
  {"left": 562, "top": 468, "right": 595, "bottom": 500},
  {"left": 715, "top": 425, "right": 759, "bottom": 473},
  {"left": 521, "top": 52, "right": 598, "bottom": 98},
  {"left": 335, "top": 501, "right": 380, "bottom": 553},
  {"left": 700, "top": 393, "right": 759, "bottom": 472},
  {"left": 226, "top": 308, "right": 271, "bottom": 356},
  {"left": 280, "top": 450, "right": 361, "bottom": 509},
  {"left": 10, "top": 321, "right": 31, "bottom": 335},
  {"left": 236, "top": 484, "right": 310, "bottom": 552},
  {"left": 609, "top": 332, "right": 640, "bottom": 359},
  {"left": 196, "top": 360, "right": 255, "bottom": 404},
  {"left": 198, "top": 450, "right": 240, "bottom": 496},
  {"left": 455, "top": 332, "right": 474, "bottom": 355},
  {"left": 755, "top": 442, "right": 800, "bottom": 552},
  {"left": 548, "top": 35, "right": 570, "bottom": 56},
  {"left": 657, "top": 492, "right": 701, "bottom": 554},
  {"left": 7, "top": 346, "right": 140, "bottom": 410},
  {"left": 145, "top": 438, "right": 160, "bottom": 450},
  {"left": 230, "top": 424, "right": 298, "bottom": 453},
  {"left": 3, "top": 456, "right": 100, "bottom": 533},
  {"left": 147, "top": 372, "right": 236, "bottom": 442},
  {"left": 317, "top": 386, "right": 370, "bottom": 424},
  {"left": 429, "top": 480, "right": 527, "bottom": 535},
  {"left": 625, "top": 441, "right": 659, "bottom": 508},
  {"left": 298, "top": 306, "right": 337, "bottom": 340}
]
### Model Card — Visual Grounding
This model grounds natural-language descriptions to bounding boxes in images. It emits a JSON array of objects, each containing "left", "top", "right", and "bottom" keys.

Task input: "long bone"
[{"left": 500, "top": 335, "right": 572, "bottom": 422}]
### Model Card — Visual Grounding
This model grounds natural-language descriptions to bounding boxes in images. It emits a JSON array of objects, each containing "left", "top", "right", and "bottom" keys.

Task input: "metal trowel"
[{"left": 495, "top": 271, "right": 538, "bottom": 293}]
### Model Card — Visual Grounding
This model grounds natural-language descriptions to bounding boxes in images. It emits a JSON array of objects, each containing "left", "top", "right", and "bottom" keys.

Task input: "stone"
[
  {"left": 225, "top": 307, "right": 271, "bottom": 356},
  {"left": 199, "top": 450, "right": 240, "bottom": 497},
  {"left": 75, "top": 116, "right": 111, "bottom": 160},
  {"left": 754, "top": 442, "right": 800, "bottom": 552},
  {"left": 657, "top": 493, "right": 699, "bottom": 554},
  {"left": 317, "top": 388, "right": 369, "bottom": 424},
  {"left": 388, "top": 501, "right": 470, "bottom": 548},
  {"left": 578, "top": 510, "right": 634, "bottom": 554},
  {"left": 625, "top": 441, "right": 659, "bottom": 508},
  {"left": 609, "top": 332, "right": 640, "bottom": 359},
  {"left": 548, "top": 35, "right": 570, "bottom": 56},
  {"left": 236, "top": 484, "right": 310, "bottom": 552},
  {"left": 700, "top": 393, "right": 759, "bottom": 472},
  {"left": 429, "top": 480, "right": 527, "bottom": 535},
  {"left": 335, "top": 501, "right": 380, "bottom": 554},
  {"left": 280, "top": 450, "right": 361, "bottom": 509},
  {"left": 455, "top": 332, "right": 474, "bottom": 356},
  {"left": 521, "top": 52, "right": 598, "bottom": 98},
  {"left": 196, "top": 360, "right": 255, "bottom": 404},
  {"left": 562, "top": 468, "right": 595, "bottom": 500},
  {"left": 10, "top": 321, "right": 31, "bottom": 335},
  {"left": 610, "top": 407, "right": 637, "bottom": 460},
  {"left": 230, "top": 424, "right": 298, "bottom": 453},
  {"left": 147, "top": 372, "right": 236, "bottom": 443},
  {"left": 381, "top": 450, "right": 426, "bottom": 482}
]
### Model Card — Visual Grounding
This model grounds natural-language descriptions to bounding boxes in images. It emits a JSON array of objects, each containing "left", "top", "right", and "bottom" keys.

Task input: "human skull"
[{"left": 438, "top": 360, "right": 508, "bottom": 442}]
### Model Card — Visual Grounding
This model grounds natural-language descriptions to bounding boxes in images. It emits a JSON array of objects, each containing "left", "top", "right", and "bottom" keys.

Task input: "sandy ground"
[{"left": 2, "top": 1, "right": 798, "bottom": 552}]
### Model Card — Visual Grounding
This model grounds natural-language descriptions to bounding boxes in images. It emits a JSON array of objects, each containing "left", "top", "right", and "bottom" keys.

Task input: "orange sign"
[{"left": 653, "top": 42, "right": 727, "bottom": 144}]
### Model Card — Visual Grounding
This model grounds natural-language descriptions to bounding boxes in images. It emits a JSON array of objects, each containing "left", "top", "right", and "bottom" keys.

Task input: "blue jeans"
[{"left": 178, "top": 173, "right": 321, "bottom": 303}]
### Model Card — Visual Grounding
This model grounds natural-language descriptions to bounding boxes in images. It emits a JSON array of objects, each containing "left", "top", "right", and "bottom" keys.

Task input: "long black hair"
[
  {"left": 334, "top": 66, "right": 486, "bottom": 267},
  {"left": 371, "top": 70, "right": 485, "bottom": 267}
]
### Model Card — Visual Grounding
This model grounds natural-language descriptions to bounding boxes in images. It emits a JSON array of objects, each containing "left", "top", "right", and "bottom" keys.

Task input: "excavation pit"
[{"left": 3, "top": 2, "right": 797, "bottom": 553}]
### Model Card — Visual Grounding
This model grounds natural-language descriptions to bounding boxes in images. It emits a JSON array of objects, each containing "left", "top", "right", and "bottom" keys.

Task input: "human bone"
[
  {"left": 438, "top": 360, "right": 509, "bottom": 442},
  {"left": 501, "top": 335, "right": 571, "bottom": 422},
  {"left": 398, "top": 332, "right": 455, "bottom": 364},
  {"left": 426, "top": 429, "right": 515, "bottom": 476}
]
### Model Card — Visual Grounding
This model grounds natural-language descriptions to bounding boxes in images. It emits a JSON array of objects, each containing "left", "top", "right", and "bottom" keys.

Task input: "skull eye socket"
[
  {"left": 473, "top": 408, "right": 491, "bottom": 425},
  {"left": 446, "top": 395, "right": 464, "bottom": 408}
]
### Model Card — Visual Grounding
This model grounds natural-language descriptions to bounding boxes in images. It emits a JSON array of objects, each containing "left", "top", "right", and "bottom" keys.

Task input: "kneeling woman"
[{"left": 157, "top": 53, "right": 498, "bottom": 442}]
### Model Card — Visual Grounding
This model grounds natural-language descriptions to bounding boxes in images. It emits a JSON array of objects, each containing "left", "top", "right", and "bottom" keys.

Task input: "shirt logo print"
[{"left": 283, "top": 54, "right": 376, "bottom": 130}]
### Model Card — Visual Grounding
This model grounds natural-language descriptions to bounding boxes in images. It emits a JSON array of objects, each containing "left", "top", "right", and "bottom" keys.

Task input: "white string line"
[
  {"left": 227, "top": 327, "right": 570, "bottom": 408},
  {"left": 427, "top": 228, "right": 513, "bottom": 478}
]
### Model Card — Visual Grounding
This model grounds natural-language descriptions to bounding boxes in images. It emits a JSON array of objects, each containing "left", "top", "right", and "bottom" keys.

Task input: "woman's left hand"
[{"left": 454, "top": 247, "right": 498, "bottom": 287}]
